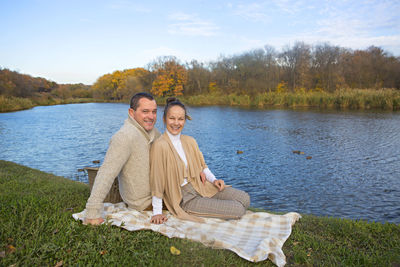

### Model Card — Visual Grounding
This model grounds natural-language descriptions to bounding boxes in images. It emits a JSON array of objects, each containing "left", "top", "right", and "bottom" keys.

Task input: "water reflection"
[{"left": 1, "top": 104, "right": 399, "bottom": 223}]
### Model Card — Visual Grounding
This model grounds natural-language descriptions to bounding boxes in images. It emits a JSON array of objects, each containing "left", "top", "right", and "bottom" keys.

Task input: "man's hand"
[
  {"left": 84, "top": 218, "right": 104, "bottom": 225},
  {"left": 213, "top": 179, "right": 225, "bottom": 191},
  {"left": 200, "top": 171, "right": 206, "bottom": 184},
  {"left": 150, "top": 214, "right": 168, "bottom": 224}
]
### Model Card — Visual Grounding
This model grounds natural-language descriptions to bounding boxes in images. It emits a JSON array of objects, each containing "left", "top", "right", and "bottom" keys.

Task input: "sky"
[{"left": 1, "top": 0, "right": 399, "bottom": 85}]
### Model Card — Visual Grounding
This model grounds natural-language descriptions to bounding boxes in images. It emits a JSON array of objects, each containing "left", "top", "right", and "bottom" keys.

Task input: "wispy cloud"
[
  {"left": 312, "top": 0, "right": 400, "bottom": 50},
  {"left": 230, "top": 0, "right": 400, "bottom": 53},
  {"left": 167, "top": 12, "right": 219, "bottom": 36},
  {"left": 231, "top": 2, "right": 270, "bottom": 22},
  {"left": 230, "top": 0, "right": 314, "bottom": 22}
]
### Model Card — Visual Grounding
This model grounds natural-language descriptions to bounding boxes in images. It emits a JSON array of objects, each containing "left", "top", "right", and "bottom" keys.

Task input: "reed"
[
  {"left": 163, "top": 89, "right": 400, "bottom": 110},
  {"left": 0, "top": 96, "right": 35, "bottom": 112},
  {"left": 0, "top": 96, "right": 103, "bottom": 113}
]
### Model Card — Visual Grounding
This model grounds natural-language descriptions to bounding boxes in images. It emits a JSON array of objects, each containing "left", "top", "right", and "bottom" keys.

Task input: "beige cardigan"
[
  {"left": 85, "top": 115, "right": 160, "bottom": 219},
  {"left": 150, "top": 132, "right": 218, "bottom": 222}
]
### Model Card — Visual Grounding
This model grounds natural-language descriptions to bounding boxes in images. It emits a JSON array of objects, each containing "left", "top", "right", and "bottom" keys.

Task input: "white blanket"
[{"left": 73, "top": 203, "right": 300, "bottom": 267}]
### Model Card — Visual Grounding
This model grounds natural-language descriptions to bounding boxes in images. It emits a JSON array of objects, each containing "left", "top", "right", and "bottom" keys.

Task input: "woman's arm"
[
  {"left": 203, "top": 168, "right": 217, "bottom": 183},
  {"left": 150, "top": 196, "right": 168, "bottom": 224}
]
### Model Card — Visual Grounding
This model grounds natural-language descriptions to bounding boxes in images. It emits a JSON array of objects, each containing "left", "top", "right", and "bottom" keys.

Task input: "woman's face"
[{"left": 165, "top": 105, "right": 186, "bottom": 135}]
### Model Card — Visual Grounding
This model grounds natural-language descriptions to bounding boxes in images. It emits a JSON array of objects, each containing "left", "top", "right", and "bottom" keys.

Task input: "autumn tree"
[
  {"left": 92, "top": 68, "right": 152, "bottom": 100},
  {"left": 185, "top": 60, "right": 211, "bottom": 95},
  {"left": 278, "top": 42, "right": 312, "bottom": 92},
  {"left": 311, "top": 43, "right": 344, "bottom": 92},
  {"left": 150, "top": 56, "right": 187, "bottom": 97}
]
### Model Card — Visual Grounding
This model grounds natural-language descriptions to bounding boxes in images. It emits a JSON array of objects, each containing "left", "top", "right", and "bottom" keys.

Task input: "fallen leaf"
[
  {"left": 7, "top": 238, "right": 14, "bottom": 242},
  {"left": 54, "top": 260, "right": 63, "bottom": 267},
  {"left": 292, "top": 242, "right": 300, "bottom": 246},
  {"left": 170, "top": 246, "right": 181, "bottom": 255},
  {"left": 7, "top": 245, "right": 16, "bottom": 253},
  {"left": 100, "top": 250, "right": 107, "bottom": 255}
]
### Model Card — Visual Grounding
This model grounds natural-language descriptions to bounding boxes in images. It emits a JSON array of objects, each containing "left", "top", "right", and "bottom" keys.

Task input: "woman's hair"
[{"left": 163, "top": 97, "right": 191, "bottom": 121}]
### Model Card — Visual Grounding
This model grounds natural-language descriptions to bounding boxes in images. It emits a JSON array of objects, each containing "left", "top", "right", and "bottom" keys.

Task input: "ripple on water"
[{"left": 1, "top": 105, "right": 400, "bottom": 223}]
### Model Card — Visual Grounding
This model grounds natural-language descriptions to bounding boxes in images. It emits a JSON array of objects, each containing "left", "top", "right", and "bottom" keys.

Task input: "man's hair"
[{"left": 130, "top": 92, "right": 155, "bottom": 110}]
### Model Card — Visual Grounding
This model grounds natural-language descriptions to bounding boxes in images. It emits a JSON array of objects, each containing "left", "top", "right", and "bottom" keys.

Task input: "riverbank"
[
  {"left": 0, "top": 95, "right": 106, "bottom": 113},
  {"left": 1, "top": 160, "right": 399, "bottom": 266},
  {"left": 157, "top": 89, "right": 400, "bottom": 110},
  {"left": 1, "top": 89, "right": 400, "bottom": 113}
]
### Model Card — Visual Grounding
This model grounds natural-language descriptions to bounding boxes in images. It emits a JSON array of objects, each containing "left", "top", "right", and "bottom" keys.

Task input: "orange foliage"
[{"left": 151, "top": 60, "right": 187, "bottom": 97}]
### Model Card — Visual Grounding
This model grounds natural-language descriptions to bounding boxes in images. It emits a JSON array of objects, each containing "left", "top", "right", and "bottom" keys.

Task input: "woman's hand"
[
  {"left": 200, "top": 171, "right": 206, "bottom": 184},
  {"left": 150, "top": 214, "right": 168, "bottom": 224},
  {"left": 84, "top": 217, "right": 104, "bottom": 225},
  {"left": 213, "top": 179, "right": 225, "bottom": 191}
]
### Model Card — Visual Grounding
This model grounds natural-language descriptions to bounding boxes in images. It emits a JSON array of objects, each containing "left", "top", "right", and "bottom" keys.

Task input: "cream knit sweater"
[{"left": 85, "top": 115, "right": 160, "bottom": 219}]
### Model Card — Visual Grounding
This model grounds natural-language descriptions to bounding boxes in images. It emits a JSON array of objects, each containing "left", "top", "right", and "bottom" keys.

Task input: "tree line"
[
  {"left": 0, "top": 68, "right": 91, "bottom": 100},
  {"left": 1, "top": 42, "right": 400, "bottom": 102},
  {"left": 92, "top": 42, "right": 400, "bottom": 99}
]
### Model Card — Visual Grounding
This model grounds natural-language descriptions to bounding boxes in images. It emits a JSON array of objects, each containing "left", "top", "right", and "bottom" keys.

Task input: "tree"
[
  {"left": 150, "top": 56, "right": 187, "bottom": 97},
  {"left": 185, "top": 60, "right": 211, "bottom": 95},
  {"left": 278, "top": 42, "right": 312, "bottom": 92}
]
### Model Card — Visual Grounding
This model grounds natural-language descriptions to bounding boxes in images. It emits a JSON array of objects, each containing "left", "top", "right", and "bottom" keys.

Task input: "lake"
[{"left": 1, "top": 103, "right": 399, "bottom": 223}]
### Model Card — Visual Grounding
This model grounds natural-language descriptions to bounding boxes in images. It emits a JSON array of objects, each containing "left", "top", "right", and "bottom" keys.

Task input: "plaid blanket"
[{"left": 73, "top": 203, "right": 300, "bottom": 266}]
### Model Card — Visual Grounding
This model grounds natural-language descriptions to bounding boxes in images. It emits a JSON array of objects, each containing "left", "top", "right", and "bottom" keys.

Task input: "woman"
[{"left": 150, "top": 98, "right": 250, "bottom": 224}]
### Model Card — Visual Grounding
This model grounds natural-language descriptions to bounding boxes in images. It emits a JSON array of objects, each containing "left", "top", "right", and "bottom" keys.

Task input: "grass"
[{"left": 1, "top": 160, "right": 400, "bottom": 266}]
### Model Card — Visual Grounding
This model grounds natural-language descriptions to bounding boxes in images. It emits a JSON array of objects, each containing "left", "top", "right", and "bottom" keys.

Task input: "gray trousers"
[{"left": 180, "top": 183, "right": 250, "bottom": 219}]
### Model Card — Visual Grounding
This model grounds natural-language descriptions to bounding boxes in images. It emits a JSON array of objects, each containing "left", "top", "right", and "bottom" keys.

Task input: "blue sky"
[{"left": 1, "top": 0, "right": 399, "bottom": 84}]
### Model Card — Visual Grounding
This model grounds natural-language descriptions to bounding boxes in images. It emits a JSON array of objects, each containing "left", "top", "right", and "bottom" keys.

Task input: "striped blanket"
[{"left": 73, "top": 203, "right": 300, "bottom": 266}]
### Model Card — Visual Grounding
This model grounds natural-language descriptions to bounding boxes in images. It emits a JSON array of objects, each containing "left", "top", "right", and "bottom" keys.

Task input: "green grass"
[{"left": 1, "top": 160, "right": 399, "bottom": 266}]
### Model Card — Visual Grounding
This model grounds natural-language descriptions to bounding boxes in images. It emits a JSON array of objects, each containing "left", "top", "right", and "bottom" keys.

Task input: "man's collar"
[{"left": 127, "top": 114, "right": 156, "bottom": 142}]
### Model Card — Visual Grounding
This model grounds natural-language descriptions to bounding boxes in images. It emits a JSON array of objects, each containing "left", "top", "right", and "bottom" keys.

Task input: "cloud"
[
  {"left": 167, "top": 12, "right": 219, "bottom": 36},
  {"left": 230, "top": 0, "right": 314, "bottom": 22},
  {"left": 231, "top": 2, "right": 270, "bottom": 22},
  {"left": 245, "top": 0, "right": 400, "bottom": 54}
]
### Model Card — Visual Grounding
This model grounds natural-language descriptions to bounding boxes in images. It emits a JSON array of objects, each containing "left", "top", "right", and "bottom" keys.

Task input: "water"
[{"left": 1, "top": 103, "right": 399, "bottom": 224}]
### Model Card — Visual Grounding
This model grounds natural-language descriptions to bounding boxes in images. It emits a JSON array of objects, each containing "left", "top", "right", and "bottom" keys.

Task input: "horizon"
[{"left": 1, "top": 0, "right": 399, "bottom": 85}]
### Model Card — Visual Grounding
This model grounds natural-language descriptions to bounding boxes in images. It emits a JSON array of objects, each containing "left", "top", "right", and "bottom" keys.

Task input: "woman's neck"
[{"left": 166, "top": 129, "right": 181, "bottom": 141}]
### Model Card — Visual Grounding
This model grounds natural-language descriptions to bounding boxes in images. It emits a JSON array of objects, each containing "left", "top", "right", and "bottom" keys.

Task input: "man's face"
[{"left": 129, "top": 98, "right": 157, "bottom": 132}]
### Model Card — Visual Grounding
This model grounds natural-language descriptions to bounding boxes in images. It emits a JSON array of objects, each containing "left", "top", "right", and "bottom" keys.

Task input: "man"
[{"left": 84, "top": 92, "right": 160, "bottom": 225}]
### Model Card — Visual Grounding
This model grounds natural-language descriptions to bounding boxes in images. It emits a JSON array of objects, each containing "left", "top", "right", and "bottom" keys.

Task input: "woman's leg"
[
  {"left": 180, "top": 184, "right": 250, "bottom": 219},
  {"left": 212, "top": 186, "right": 250, "bottom": 209}
]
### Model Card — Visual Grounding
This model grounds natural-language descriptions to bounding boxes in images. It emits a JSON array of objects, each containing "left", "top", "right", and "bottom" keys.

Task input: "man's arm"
[{"left": 84, "top": 133, "right": 132, "bottom": 224}]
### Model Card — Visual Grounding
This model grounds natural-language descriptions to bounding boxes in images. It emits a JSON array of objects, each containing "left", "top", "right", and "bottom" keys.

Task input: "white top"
[{"left": 152, "top": 130, "right": 217, "bottom": 215}]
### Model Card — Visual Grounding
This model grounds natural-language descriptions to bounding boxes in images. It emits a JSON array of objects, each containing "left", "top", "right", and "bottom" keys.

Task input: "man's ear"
[{"left": 128, "top": 108, "right": 135, "bottom": 117}]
